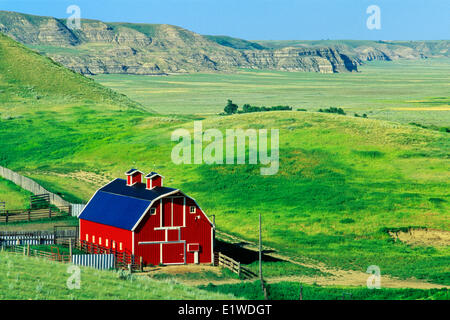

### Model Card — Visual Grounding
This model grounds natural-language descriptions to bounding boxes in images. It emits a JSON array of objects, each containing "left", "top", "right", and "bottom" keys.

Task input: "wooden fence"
[
  {"left": 2, "top": 244, "right": 71, "bottom": 263},
  {"left": 0, "top": 228, "right": 78, "bottom": 246},
  {"left": 74, "top": 240, "right": 141, "bottom": 271},
  {"left": 214, "top": 252, "right": 257, "bottom": 280},
  {"left": 0, "top": 206, "right": 70, "bottom": 224}
]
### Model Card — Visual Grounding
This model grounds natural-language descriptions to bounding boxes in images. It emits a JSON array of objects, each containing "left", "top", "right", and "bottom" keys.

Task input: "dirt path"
[{"left": 211, "top": 231, "right": 450, "bottom": 290}]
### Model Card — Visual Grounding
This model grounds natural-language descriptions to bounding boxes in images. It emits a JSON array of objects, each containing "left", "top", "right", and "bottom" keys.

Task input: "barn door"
[{"left": 162, "top": 242, "right": 185, "bottom": 264}]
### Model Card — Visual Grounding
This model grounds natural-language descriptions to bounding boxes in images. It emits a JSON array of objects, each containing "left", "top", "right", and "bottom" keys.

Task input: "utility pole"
[
  {"left": 259, "top": 213, "right": 262, "bottom": 280},
  {"left": 259, "top": 213, "right": 267, "bottom": 299}
]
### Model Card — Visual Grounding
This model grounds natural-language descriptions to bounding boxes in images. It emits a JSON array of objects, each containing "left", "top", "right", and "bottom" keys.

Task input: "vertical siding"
[
  {"left": 0, "top": 234, "right": 54, "bottom": 246},
  {"left": 72, "top": 254, "right": 115, "bottom": 270}
]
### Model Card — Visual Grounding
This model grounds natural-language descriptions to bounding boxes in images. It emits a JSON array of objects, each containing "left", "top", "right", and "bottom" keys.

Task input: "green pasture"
[
  {"left": 93, "top": 59, "right": 450, "bottom": 127},
  {"left": 199, "top": 281, "right": 449, "bottom": 300},
  {"left": 0, "top": 252, "right": 236, "bottom": 300},
  {"left": 0, "top": 178, "right": 32, "bottom": 210}
]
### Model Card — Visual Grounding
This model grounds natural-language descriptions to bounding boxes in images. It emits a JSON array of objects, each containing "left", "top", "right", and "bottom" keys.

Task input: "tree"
[{"left": 224, "top": 99, "right": 238, "bottom": 115}]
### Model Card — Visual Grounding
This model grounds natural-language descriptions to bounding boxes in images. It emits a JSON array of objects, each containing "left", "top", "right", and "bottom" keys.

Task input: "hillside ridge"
[{"left": 0, "top": 10, "right": 358, "bottom": 75}]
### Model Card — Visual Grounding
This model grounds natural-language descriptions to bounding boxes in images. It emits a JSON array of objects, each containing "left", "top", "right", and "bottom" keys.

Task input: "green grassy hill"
[
  {"left": 0, "top": 32, "right": 448, "bottom": 288},
  {"left": 0, "top": 252, "right": 236, "bottom": 300},
  {"left": 0, "top": 32, "right": 142, "bottom": 111},
  {"left": 0, "top": 178, "right": 32, "bottom": 209},
  {"left": 1, "top": 107, "right": 448, "bottom": 284}
]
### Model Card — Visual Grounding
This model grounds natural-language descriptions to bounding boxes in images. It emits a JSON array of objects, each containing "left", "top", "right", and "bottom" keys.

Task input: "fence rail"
[
  {"left": 214, "top": 252, "right": 257, "bottom": 280},
  {"left": 0, "top": 228, "right": 78, "bottom": 246},
  {"left": 0, "top": 206, "right": 71, "bottom": 224},
  {"left": 0, "top": 165, "right": 84, "bottom": 217},
  {"left": 2, "top": 245, "right": 71, "bottom": 263}
]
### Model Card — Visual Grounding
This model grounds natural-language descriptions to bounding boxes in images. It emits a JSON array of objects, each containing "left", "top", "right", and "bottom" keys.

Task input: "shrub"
[{"left": 318, "top": 107, "right": 346, "bottom": 115}]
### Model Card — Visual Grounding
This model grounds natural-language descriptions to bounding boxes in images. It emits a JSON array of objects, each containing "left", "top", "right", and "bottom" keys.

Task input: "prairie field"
[
  {"left": 94, "top": 59, "right": 450, "bottom": 127},
  {"left": 0, "top": 252, "right": 236, "bottom": 300}
]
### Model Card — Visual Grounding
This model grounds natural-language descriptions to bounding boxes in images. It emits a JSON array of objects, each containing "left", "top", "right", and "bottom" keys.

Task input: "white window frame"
[{"left": 190, "top": 206, "right": 196, "bottom": 214}]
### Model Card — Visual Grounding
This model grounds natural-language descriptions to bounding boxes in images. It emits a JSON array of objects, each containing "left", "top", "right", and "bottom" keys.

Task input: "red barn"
[{"left": 78, "top": 169, "right": 214, "bottom": 265}]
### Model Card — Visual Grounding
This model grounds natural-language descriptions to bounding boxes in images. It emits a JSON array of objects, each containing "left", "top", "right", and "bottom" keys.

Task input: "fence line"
[
  {"left": 214, "top": 252, "right": 257, "bottom": 280},
  {"left": 0, "top": 206, "right": 70, "bottom": 224},
  {"left": 0, "top": 228, "right": 78, "bottom": 246},
  {"left": 0, "top": 165, "right": 85, "bottom": 217}
]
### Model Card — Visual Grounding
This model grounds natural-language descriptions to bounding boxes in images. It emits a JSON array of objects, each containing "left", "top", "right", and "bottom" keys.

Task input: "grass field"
[
  {"left": 199, "top": 281, "right": 449, "bottom": 300},
  {"left": 0, "top": 178, "right": 32, "bottom": 209},
  {"left": 0, "top": 32, "right": 449, "bottom": 294},
  {"left": 0, "top": 252, "right": 236, "bottom": 300},
  {"left": 93, "top": 59, "right": 450, "bottom": 127}
]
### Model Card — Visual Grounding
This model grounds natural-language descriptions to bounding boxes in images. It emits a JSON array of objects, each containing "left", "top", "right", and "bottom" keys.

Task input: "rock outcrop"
[{"left": 0, "top": 11, "right": 359, "bottom": 75}]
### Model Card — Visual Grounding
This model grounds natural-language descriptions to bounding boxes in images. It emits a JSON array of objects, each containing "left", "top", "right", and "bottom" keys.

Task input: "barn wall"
[
  {"left": 79, "top": 219, "right": 132, "bottom": 253},
  {"left": 181, "top": 197, "right": 213, "bottom": 264}
]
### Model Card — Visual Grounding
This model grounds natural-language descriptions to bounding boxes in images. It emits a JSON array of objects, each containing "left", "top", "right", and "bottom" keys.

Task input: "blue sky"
[{"left": 0, "top": 0, "right": 449, "bottom": 40}]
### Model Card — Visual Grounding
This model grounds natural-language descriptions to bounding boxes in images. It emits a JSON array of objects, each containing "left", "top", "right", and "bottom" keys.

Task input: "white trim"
[
  {"left": 131, "top": 189, "right": 181, "bottom": 231},
  {"left": 144, "top": 173, "right": 165, "bottom": 179},
  {"left": 211, "top": 227, "right": 214, "bottom": 264},
  {"left": 154, "top": 226, "right": 181, "bottom": 231},
  {"left": 125, "top": 169, "right": 144, "bottom": 176},
  {"left": 171, "top": 198, "right": 174, "bottom": 227},
  {"left": 187, "top": 243, "right": 200, "bottom": 252},
  {"left": 132, "top": 232, "right": 135, "bottom": 255},
  {"left": 183, "top": 197, "right": 186, "bottom": 227},
  {"left": 159, "top": 199, "right": 163, "bottom": 227}
]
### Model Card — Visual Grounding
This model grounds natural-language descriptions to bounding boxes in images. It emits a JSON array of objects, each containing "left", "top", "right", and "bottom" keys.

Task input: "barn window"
[
  {"left": 190, "top": 206, "right": 196, "bottom": 214},
  {"left": 99, "top": 237, "right": 102, "bottom": 246},
  {"left": 106, "top": 239, "right": 109, "bottom": 247},
  {"left": 85, "top": 234, "right": 89, "bottom": 241},
  {"left": 119, "top": 242, "right": 123, "bottom": 251},
  {"left": 150, "top": 208, "right": 156, "bottom": 215},
  {"left": 112, "top": 241, "right": 116, "bottom": 249},
  {"left": 92, "top": 235, "right": 95, "bottom": 243}
]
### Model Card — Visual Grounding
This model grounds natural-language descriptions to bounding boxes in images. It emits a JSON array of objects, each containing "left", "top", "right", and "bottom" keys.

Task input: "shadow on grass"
[{"left": 215, "top": 239, "right": 283, "bottom": 264}]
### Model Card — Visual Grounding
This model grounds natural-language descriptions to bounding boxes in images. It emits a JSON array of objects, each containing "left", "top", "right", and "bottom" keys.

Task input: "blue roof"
[{"left": 79, "top": 179, "right": 177, "bottom": 230}]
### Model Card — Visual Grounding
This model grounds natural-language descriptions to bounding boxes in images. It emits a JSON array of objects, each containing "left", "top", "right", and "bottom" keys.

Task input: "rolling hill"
[{"left": 0, "top": 32, "right": 142, "bottom": 110}]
